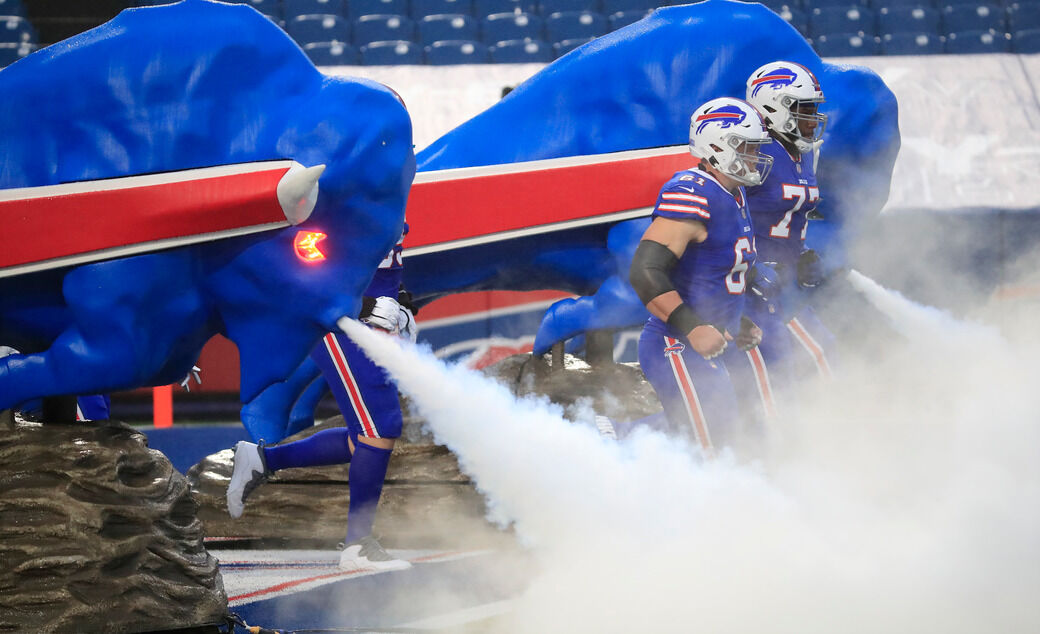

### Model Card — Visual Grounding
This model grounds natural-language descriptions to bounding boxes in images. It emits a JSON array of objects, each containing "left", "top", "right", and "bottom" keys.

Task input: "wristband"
[{"left": 667, "top": 303, "right": 705, "bottom": 336}]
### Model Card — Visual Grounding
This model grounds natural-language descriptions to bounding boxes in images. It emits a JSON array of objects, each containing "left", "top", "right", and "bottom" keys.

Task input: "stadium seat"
[
  {"left": 425, "top": 39, "right": 489, "bottom": 63},
  {"left": 602, "top": 0, "right": 656, "bottom": 13},
  {"left": 755, "top": 0, "right": 800, "bottom": 13},
  {"left": 807, "top": 0, "right": 866, "bottom": 7},
  {"left": 774, "top": 6, "right": 809, "bottom": 35},
  {"left": 482, "top": 12, "right": 544, "bottom": 43},
  {"left": 809, "top": 6, "right": 877, "bottom": 37},
  {"left": 361, "top": 39, "right": 424, "bottom": 63},
  {"left": 284, "top": 0, "right": 344, "bottom": 19},
  {"left": 287, "top": 14, "right": 351, "bottom": 43},
  {"left": 608, "top": 9, "right": 650, "bottom": 29},
  {"left": 545, "top": 10, "right": 607, "bottom": 41},
  {"left": 0, "top": 0, "right": 25, "bottom": 17},
  {"left": 0, "top": 15, "right": 34, "bottom": 43},
  {"left": 872, "top": 0, "right": 939, "bottom": 7},
  {"left": 475, "top": 0, "right": 539, "bottom": 16},
  {"left": 1012, "top": 27, "right": 1040, "bottom": 52},
  {"left": 353, "top": 14, "right": 416, "bottom": 44},
  {"left": 940, "top": 3, "right": 1005, "bottom": 34},
  {"left": 539, "top": 0, "right": 602, "bottom": 13},
  {"left": 812, "top": 31, "right": 881, "bottom": 54},
  {"left": 1007, "top": 2, "right": 1040, "bottom": 32},
  {"left": 352, "top": 0, "right": 409, "bottom": 18},
  {"left": 303, "top": 40, "right": 360, "bottom": 64},
  {"left": 412, "top": 0, "right": 474, "bottom": 18},
  {"left": 880, "top": 31, "right": 944, "bottom": 52},
  {"left": 877, "top": 5, "right": 940, "bottom": 34},
  {"left": 552, "top": 35, "right": 594, "bottom": 56},
  {"left": 0, "top": 40, "right": 31, "bottom": 67},
  {"left": 490, "top": 37, "right": 554, "bottom": 60},
  {"left": 227, "top": 0, "right": 283, "bottom": 17},
  {"left": 944, "top": 27, "right": 1011, "bottom": 51},
  {"left": 419, "top": 13, "right": 479, "bottom": 43}
]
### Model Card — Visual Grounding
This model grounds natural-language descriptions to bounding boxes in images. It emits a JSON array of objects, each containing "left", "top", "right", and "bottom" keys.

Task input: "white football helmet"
[
  {"left": 746, "top": 61, "right": 826, "bottom": 153},
  {"left": 689, "top": 97, "right": 773, "bottom": 187}
]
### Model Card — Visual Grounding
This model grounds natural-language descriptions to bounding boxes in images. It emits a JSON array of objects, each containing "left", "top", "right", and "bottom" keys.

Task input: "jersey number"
[
  {"left": 726, "top": 237, "right": 754, "bottom": 294},
  {"left": 770, "top": 184, "right": 820, "bottom": 239}
]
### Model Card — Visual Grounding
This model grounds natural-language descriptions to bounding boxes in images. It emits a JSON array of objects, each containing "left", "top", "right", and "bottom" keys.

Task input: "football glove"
[
  {"left": 797, "top": 249, "right": 824, "bottom": 288},
  {"left": 360, "top": 296, "right": 403, "bottom": 334}
]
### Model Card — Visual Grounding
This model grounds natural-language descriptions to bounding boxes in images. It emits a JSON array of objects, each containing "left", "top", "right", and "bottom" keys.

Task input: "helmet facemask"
[
  {"left": 774, "top": 96, "right": 827, "bottom": 153},
  {"left": 713, "top": 133, "right": 773, "bottom": 186}
]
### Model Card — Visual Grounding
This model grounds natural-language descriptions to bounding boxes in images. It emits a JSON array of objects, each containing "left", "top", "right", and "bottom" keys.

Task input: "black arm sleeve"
[{"left": 629, "top": 240, "right": 680, "bottom": 305}]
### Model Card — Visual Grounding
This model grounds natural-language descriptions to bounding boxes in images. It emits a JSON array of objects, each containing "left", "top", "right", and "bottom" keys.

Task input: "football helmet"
[
  {"left": 746, "top": 61, "right": 826, "bottom": 153},
  {"left": 689, "top": 97, "right": 773, "bottom": 187}
]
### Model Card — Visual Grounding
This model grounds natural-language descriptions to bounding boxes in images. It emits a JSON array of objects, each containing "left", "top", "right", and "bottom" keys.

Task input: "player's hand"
[
  {"left": 397, "top": 306, "right": 418, "bottom": 343},
  {"left": 688, "top": 324, "right": 728, "bottom": 359},
  {"left": 797, "top": 249, "right": 824, "bottom": 288},
  {"left": 735, "top": 316, "right": 762, "bottom": 351},
  {"left": 361, "top": 296, "right": 402, "bottom": 334}
]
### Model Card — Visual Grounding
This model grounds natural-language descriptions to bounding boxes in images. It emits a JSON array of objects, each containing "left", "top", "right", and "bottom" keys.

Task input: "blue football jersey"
[
  {"left": 745, "top": 138, "right": 819, "bottom": 270},
  {"left": 649, "top": 168, "right": 756, "bottom": 335}
]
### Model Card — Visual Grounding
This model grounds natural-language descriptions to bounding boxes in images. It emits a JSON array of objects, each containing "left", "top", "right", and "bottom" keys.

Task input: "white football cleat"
[
  {"left": 226, "top": 441, "right": 268, "bottom": 519},
  {"left": 338, "top": 536, "right": 412, "bottom": 572}
]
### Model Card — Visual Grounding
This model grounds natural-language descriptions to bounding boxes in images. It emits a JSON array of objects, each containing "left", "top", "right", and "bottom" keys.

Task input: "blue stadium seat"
[
  {"left": 0, "top": 15, "right": 34, "bottom": 43},
  {"left": 940, "top": 3, "right": 1005, "bottom": 34},
  {"left": 608, "top": 9, "right": 649, "bottom": 29},
  {"left": 0, "top": 41, "right": 31, "bottom": 67},
  {"left": 361, "top": 39, "right": 424, "bottom": 63},
  {"left": 476, "top": 0, "right": 539, "bottom": 16},
  {"left": 287, "top": 14, "right": 351, "bottom": 43},
  {"left": 872, "top": 0, "right": 939, "bottom": 7},
  {"left": 602, "top": 0, "right": 655, "bottom": 12},
  {"left": 412, "top": 0, "right": 474, "bottom": 17},
  {"left": 352, "top": 0, "right": 410, "bottom": 17},
  {"left": 755, "top": 0, "right": 800, "bottom": 13},
  {"left": 539, "top": 0, "right": 601, "bottom": 13},
  {"left": 425, "top": 39, "right": 489, "bottom": 63},
  {"left": 774, "top": 6, "right": 809, "bottom": 35},
  {"left": 482, "top": 12, "right": 544, "bottom": 43},
  {"left": 878, "top": 5, "right": 940, "bottom": 34},
  {"left": 0, "top": 0, "right": 25, "bottom": 17},
  {"left": 419, "top": 13, "right": 479, "bottom": 43},
  {"left": 812, "top": 31, "right": 881, "bottom": 54},
  {"left": 880, "top": 31, "right": 944, "bottom": 52},
  {"left": 227, "top": 0, "right": 284, "bottom": 17},
  {"left": 944, "top": 27, "right": 1011, "bottom": 51},
  {"left": 1012, "top": 27, "right": 1040, "bottom": 52},
  {"left": 284, "top": 0, "right": 344, "bottom": 19},
  {"left": 353, "top": 14, "right": 416, "bottom": 44},
  {"left": 303, "top": 40, "right": 360, "bottom": 64},
  {"left": 552, "top": 35, "right": 594, "bottom": 56},
  {"left": 807, "top": 0, "right": 866, "bottom": 7},
  {"left": 1007, "top": 2, "right": 1040, "bottom": 31},
  {"left": 809, "top": 6, "right": 877, "bottom": 36},
  {"left": 545, "top": 10, "right": 607, "bottom": 41},
  {"left": 490, "top": 37, "right": 554, "bottom": 60}
]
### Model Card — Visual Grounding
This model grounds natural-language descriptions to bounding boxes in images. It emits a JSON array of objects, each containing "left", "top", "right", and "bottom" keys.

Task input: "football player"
[
  {"left": 729, "top": 61, "right": 838, "bottom": 424},
  {"left": 628, "top": 97, "right": 771, "bottom": 456},
  {"left": 226, "top": 228, "right": 417, "bottom": 573}
]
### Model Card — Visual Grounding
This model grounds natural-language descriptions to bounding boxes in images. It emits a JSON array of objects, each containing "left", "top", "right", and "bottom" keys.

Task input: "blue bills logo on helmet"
[
  {"left": 749, "top": 67, "right": 799, "bottom": 98},
  {"left": 694, "top": 104, "right": 747, "bottom": 134}
]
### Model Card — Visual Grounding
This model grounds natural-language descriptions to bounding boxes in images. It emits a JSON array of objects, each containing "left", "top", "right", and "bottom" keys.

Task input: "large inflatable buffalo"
[{"left": 0, "top": 0, "right": 413, "bottom": 439}]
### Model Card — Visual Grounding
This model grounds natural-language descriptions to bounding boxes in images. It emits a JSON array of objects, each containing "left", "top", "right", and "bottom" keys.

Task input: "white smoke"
[{"left": 338, "top": 276, "right": 1040, "bottom": 634}]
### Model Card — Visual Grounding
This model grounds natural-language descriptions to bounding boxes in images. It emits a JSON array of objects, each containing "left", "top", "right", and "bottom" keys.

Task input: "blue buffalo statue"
[
  {"left": 409, "top": 0, "right": 900, "bottom": 353},
  {"left": 0, "top": 0, "right": 414, "bottom": 439}
]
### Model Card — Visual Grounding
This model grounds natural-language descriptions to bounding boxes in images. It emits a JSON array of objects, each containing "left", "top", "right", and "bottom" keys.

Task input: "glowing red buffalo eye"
[{"left": 294, "top": 231, "right": 327, "bottom": 263}]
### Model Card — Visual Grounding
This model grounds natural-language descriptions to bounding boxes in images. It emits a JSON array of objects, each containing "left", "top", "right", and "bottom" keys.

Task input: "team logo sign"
[{"left": 694, "top": 104, "right": 748, "bottom": 134}]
